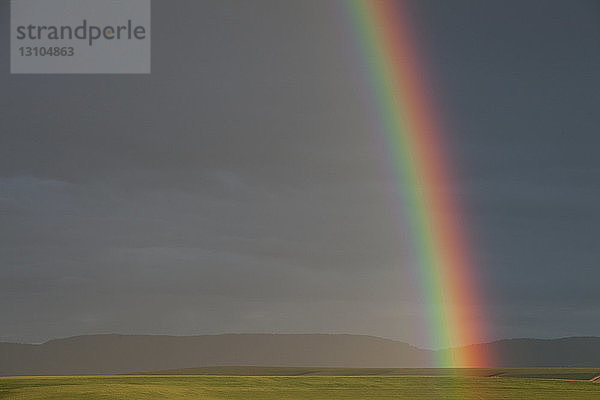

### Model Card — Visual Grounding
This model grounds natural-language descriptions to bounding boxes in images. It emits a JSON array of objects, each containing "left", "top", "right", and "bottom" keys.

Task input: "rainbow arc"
[{"left": 344, "top": 0, "right": 492, "bottom": 367}]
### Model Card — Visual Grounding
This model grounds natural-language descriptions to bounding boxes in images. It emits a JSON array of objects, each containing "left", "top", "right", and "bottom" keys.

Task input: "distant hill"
[
  {"left": 1, "top": 334, "right": 599, "bottom": 376},
  {"left": 461, "top": 337, "right": 600, "bottom": 368},
  {"left": 0, "top": 334, "right": 431, "bottom": 375}
]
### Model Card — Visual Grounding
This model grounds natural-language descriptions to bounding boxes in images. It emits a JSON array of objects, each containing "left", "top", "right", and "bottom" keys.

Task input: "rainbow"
[{"left": 342, "top": 0, "right": 491, "bottom": 367}]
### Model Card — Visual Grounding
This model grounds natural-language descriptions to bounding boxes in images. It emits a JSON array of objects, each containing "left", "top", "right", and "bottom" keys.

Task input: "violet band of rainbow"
[{"left": 343, "top": 0, "right": 492, "bottom": 367}]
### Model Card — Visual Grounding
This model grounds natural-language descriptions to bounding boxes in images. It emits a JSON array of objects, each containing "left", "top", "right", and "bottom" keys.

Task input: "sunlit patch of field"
[
  {"left": 2, "top": 374, "right": 599, "bottom": 400},
  {"left": 137, "top": 366, "right": 600, "bottom": 380}
]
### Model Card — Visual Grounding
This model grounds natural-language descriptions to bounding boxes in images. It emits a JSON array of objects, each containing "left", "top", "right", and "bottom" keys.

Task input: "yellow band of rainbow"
[{"left": 343, "top": 0, "right": 492, "bottom": 367}]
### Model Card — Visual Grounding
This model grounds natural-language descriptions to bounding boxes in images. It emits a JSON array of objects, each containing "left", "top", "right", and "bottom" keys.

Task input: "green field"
[
  {"left": 138, "top": 366, "right": 600, "bottom": 380},
  {"left": 2, "top": 374, "right": 599, "bottom": 400}
]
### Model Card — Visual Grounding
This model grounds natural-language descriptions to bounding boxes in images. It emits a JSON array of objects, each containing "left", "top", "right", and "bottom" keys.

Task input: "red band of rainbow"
[{"left": 343, "top": 0, "right": 492, "bottom": 367}]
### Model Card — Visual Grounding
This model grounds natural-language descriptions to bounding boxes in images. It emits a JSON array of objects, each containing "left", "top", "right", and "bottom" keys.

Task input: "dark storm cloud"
[
  {"left": 412, "top": 0, "right": 600, "bottom": 340},
  {"left": 1, "top": 0, "right": 599, "bottom": 346}
]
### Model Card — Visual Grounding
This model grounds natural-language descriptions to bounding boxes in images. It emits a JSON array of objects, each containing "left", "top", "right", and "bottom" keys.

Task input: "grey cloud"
[{"left": 1, "top": 0, "right": 599, "bottom": 347}]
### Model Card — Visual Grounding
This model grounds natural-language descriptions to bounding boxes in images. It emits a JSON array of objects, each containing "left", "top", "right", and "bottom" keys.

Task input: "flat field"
[
  {"left": 2, "top": 374, "right": 599, "bottom": 400},
  {"left": 138, "top": 366, "right": 600, "bottom": 380}
]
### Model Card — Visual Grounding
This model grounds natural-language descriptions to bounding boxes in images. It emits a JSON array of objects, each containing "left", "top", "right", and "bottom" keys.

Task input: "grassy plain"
[
  {"left": 2, "top": 374, "right": 600, "bottom": 400},
  {"left": 138, "top": 366, "right": 600, "bottom": 380}
]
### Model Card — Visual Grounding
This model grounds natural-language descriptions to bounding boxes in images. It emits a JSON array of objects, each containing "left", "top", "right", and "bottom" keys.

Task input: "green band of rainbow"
[{"left": 343, "top": 0, "right": 492, "bottom": 367}]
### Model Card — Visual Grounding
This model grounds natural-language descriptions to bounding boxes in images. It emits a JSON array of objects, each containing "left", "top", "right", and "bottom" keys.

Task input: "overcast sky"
[{"left": 1, "top": 0, "right": 599, "bottom": 348}]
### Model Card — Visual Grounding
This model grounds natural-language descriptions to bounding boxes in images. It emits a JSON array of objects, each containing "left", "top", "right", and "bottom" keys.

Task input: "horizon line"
[{"left": 5, "top": 332, "right": 599, "bottom": 350}]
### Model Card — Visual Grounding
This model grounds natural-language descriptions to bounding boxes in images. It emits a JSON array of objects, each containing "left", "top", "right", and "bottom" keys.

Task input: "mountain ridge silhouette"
[{"left": 1, "top": 334, "right": 599, "bottom": 375}]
